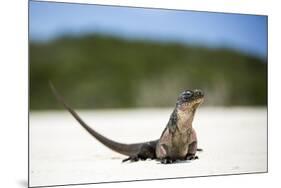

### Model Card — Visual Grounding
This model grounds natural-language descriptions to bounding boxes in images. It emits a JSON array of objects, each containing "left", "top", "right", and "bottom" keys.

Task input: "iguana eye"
[
  {"left": 183, "top": 91, "right": 192, "bottom": 98},
  {"left": 185, "top": 91, "right": 192, "bottom": 96}
]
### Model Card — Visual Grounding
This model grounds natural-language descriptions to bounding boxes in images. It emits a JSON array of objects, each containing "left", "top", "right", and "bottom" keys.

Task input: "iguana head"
[
  {"left": 176, "top": 89, "right": 204, "bottom": 111},
  {"left": 174, "top": 89, "right": 204, "bottom": 132}
]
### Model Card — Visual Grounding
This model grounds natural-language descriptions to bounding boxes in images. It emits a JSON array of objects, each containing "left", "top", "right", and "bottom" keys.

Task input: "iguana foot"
[
  {"left": 122, "top": 156, "right": 140, "bottom": 162},
  {"left": 160, "top": 158, "right": 175, "bottom": 164},
  {"left": 185, "top": 154, "right": 199, "bottom": 160},
  {"left": 122, "top": 154, "right": 150, "bottom": 162}
]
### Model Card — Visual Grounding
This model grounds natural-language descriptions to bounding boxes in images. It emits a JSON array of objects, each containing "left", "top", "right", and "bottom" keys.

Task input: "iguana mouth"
[{"left": 190, "top": 97, "right": 204, "bottom": 105}]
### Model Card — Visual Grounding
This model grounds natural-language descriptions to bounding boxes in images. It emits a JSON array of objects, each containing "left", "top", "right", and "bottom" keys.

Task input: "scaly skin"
[
  {"left": 156, "top": 90, "right": 204, "bottom": 163},
  {"left": 50, "top": 82, "right": 204, "bottom": 164}
]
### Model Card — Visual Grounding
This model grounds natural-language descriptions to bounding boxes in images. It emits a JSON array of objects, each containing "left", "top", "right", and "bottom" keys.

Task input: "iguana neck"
[
  {"left": 176, "top": 108, "right": 196, "bottom": 133},
  {"left": 167, "top": 107, "right": 196, "bottom": 133}
]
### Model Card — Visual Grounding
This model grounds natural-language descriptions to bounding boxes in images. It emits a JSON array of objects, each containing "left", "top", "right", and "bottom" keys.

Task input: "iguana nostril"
[{"left": 195, "top": 90, "right": 204, "bottom": 96}]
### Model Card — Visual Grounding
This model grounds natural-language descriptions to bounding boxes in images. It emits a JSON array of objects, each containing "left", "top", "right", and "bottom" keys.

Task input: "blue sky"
[{"left": 29, "top": 1, "right": 267, "bottom": 58}]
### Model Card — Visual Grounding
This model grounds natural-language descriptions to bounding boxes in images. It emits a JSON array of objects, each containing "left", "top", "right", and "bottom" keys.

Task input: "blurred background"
[{"left": 29, "top": 1, "right": 267, "bottom": 110}]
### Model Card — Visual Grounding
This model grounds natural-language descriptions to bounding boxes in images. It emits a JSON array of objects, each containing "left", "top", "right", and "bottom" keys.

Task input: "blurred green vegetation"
[{"left": 30, "top": 34, "right": 267, "bottom": 110}]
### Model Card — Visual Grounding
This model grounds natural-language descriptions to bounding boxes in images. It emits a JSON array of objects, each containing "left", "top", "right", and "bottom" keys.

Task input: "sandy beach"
[{"left": 29, "top": 107, "right": 267, "bottom": 187}]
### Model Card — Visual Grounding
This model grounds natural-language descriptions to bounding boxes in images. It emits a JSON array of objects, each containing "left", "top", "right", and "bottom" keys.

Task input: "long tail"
[{"left": 49, "top": 81, "right": 143, "bottom": 157}]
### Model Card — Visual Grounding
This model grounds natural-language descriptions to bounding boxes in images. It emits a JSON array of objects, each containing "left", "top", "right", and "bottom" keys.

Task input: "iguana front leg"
[
  {"left": 185, "top": 141, "right": 199, "bottom": 160},
  {"left": 185, "top": 128, "right": 199, "bottom": 160}
]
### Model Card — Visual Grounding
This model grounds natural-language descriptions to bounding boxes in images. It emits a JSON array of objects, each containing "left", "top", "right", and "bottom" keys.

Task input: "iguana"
[{"left": 50, "top": 82, "right": 204, "bottom": 164}]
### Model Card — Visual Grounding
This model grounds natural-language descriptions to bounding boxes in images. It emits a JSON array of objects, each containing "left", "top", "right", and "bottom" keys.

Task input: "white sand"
[{"left": 29, "top": 107, "right": 267, "bottom": 187}]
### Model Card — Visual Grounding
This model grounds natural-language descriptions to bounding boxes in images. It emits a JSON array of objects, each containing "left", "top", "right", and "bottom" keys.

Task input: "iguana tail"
[{"left": 49, "top": 81, "right": 144, "bottom": 157}]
